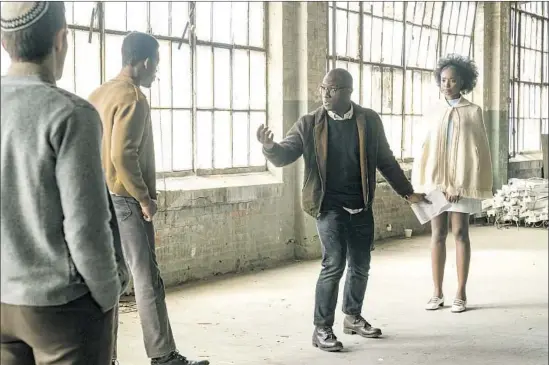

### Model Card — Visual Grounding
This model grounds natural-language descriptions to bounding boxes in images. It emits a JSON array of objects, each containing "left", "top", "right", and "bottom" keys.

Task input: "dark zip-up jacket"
[{"left": 263, "top": 103, "right": 414, "bottom": 217}]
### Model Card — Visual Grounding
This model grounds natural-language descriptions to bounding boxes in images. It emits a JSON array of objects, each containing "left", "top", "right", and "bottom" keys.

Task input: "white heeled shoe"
[
  {"left": 451, "top": 298, "right": 467, "bottom": 313},
  {"left": 425, "top": 296, "right": 444, "bottom": 310}
]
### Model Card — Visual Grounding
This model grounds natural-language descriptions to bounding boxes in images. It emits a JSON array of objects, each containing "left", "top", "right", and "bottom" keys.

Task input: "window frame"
[
  {"left": 327, "top": 1, "right": 477, "bottom": 161},
  {"left": 509, "top": 1, "right": 549, "bottom": 156},
  {"left": 64, "top": 1, "right": 269, "bottom": 178}
]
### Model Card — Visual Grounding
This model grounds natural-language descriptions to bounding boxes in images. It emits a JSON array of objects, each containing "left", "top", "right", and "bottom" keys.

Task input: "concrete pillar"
[
  {"left": 267, "top": 2, "right": 328, "bottom": 259},
  {"left": 294, "top": 2, "right": 329, "bottom": 259},
  {"left": 472, "top": 2, "right": 510, "bottom": 190}
]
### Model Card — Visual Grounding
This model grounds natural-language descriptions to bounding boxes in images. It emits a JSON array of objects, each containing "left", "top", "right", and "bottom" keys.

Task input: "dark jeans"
[
  {"left": 111, "top": 195, "right": 176, "bottom": 360},
  {"left": 1, "top": 294, "right": 114, "bottom": 365},
  {"left": 313, "top": 207, "right": 374, "bottom": 327}
]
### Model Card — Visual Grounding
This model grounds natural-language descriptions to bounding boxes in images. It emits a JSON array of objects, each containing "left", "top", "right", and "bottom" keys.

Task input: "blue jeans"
[{"left": 313, "top": 207, "right": 374, "bottom": 327}]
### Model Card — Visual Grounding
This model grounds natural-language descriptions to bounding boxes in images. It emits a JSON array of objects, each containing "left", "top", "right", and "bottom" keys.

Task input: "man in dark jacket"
[{"left": 257, "top": 68, "right": 427, "bottom": 352}]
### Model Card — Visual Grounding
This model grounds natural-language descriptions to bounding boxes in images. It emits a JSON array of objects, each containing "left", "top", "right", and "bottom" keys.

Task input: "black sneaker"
[{"left": 151, "top": 351, "right": 210, "bottom": 365}]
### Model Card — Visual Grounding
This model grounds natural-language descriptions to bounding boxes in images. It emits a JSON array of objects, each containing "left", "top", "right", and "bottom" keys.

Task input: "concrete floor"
[{"left": 116, "top": 226, "right": 548, "bottom": 365}]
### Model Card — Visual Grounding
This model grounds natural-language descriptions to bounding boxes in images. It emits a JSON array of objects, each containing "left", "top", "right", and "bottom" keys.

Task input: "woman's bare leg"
[
  {"left": 450, "top": 212, "right": 471, "bottom": 301},
  {"left": 430, "top": 212, "right": 449, "bottom": 298}
]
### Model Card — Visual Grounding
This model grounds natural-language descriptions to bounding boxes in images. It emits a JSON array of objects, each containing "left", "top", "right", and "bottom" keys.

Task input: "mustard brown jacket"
[{"left": 89, "top": 74, "right": 156, "bottom": 206}]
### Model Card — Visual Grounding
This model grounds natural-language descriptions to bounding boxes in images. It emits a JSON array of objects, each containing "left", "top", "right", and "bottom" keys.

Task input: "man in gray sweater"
[{"left": 0, "top": 2, "right": 128, "bottom": 364}]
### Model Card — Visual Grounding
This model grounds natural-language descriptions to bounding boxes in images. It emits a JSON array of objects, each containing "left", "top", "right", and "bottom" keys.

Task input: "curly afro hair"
[{"left": 434, "top": 53, "right": 479, "bottom": 95}]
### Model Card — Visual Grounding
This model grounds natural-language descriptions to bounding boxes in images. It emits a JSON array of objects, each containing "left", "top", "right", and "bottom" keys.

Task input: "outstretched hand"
[
  {"left": 407, "top": 193, "right": 431, "bottom": 204},
  {"left": 256, "top": 124, "right": 275, "bottom": 149}
]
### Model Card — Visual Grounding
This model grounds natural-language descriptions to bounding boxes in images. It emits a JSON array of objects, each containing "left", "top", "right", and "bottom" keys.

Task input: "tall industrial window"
[
  {"left": 509, "top": 2, "right": 549, "bottom": 155},
  {"left": 327, "top": 1, "right": 477, "bottom": 159},
  {"left": 1, "top": 1, "right": 267, "bottom": 175}
]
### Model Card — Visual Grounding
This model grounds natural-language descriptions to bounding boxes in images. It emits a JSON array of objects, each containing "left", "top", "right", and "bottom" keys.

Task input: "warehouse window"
[
  {"left": 509, "top": 2, "right": 549, "bottom": 155},
  {"left": 328, "top": 1, "right": 477, "bottom": 159},
  {"left": 1, "top": 1, "right": 267, "bottom": 176}
]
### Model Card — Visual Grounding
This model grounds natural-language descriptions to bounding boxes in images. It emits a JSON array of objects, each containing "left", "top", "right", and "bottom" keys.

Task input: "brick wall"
[
  {"left": 508, "top": 160, "right": 543, "bottom": 179},
  {"left": 150, "top": 180, "right": 296, "bottom": 289},
  {"left": 120, "top": 165, "right": 429, "bottom": 293}
]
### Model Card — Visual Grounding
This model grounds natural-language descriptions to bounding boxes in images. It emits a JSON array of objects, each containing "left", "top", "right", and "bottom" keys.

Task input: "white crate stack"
[{"left": 483, "top": 178, "right": 549, "bottom": 228}]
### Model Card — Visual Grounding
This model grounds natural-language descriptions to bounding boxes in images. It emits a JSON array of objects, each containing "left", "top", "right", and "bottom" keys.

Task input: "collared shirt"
[{"left": 327, "top": 104, "right": 354, "bottom": 121}]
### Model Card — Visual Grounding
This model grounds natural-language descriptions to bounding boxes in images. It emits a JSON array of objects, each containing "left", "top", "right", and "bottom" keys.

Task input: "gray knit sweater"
[{"left": 1, "top": 74, "right": 121, "bottom": 312}]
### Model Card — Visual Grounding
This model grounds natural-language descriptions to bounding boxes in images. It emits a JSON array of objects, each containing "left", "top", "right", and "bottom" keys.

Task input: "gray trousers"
[{"left": 111, "top": 195, "right": 176, "bottom": 360}]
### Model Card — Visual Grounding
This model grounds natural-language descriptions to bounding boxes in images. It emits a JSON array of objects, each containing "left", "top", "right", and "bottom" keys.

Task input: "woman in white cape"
[{"left": 412, "top": 54, "right": 493, "bottom": 313}]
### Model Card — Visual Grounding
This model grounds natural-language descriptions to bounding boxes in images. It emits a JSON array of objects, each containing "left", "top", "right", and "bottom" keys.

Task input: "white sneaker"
[
  {"left": 451, "top": 298, "right": 467, "bottom": 313},
  {"left": 425, "top": 296, "right": 444, "bottom": 310}
]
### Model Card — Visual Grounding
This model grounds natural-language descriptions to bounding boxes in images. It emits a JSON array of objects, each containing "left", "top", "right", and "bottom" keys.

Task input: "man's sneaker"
[{"left": 151, "top": 351, "right": 210, "bottom": 365}]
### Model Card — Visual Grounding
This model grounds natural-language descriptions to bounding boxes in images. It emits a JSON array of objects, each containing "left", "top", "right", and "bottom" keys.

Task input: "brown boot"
[{"left": 343, "top": 315, "right": 382, "bottom": 338}]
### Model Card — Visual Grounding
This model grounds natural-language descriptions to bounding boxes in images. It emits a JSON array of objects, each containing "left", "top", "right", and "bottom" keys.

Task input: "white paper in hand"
[{"left": 411, "top": 190, "right": 452, "bottom": 225}]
